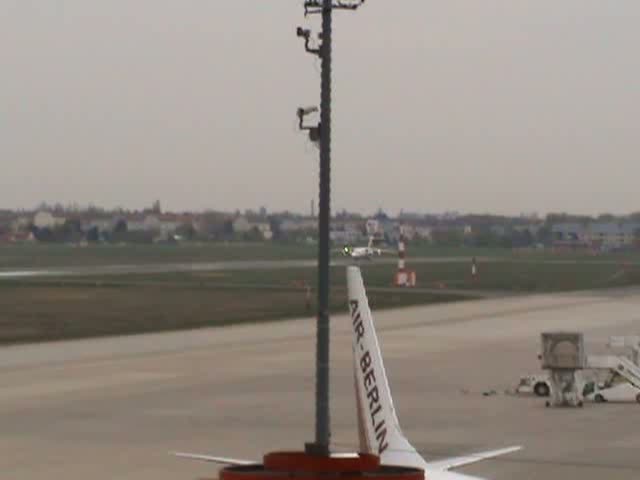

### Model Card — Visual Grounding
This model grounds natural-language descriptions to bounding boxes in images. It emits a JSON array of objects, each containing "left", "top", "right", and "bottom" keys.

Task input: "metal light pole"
[{"left": 297, "top": 0, "right": 366, "bottom": 456}]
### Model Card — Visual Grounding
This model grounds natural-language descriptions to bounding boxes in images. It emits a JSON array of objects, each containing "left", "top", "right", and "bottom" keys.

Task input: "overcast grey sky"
[{"left": 2, "top": 1, "right": 639, "bottom": 215}]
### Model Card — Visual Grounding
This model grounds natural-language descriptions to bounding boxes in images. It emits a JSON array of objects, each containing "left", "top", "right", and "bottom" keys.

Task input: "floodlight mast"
[{"left": 297, "top": 0, "right": 366, "bottom": 457}]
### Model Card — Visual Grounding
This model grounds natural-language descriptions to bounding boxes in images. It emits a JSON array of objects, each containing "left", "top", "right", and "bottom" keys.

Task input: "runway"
[
  {"left": 0, "top": 256, "right": 495, "bottom": 279},
  {"left": 0, "top": 255, "right": 634, "bottom": 280},
  {"left": 2, "top": 289, "right": 640, "bottom": 479}
]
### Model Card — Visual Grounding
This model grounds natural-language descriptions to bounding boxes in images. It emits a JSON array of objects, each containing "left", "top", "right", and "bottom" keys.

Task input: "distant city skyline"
[
  {"left": 2, "top": 2, "right": 639, "bottom": 216},
  {"left": 9, "top": 200, "right": 640, "bottom": 221}
]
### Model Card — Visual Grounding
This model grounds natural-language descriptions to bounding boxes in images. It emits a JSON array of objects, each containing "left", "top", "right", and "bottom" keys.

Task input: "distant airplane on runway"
[
  {"left": 335, "top": 236, "right": 395, "bottom": 260},
  {"left": 173, "top": 266, "right": 522, "bottom": 480}
]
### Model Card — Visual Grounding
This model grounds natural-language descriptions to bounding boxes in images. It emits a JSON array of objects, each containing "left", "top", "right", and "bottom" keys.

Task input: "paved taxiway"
[
  {"left": 0, "top": 256, "right": 495, "bottom": 279},
  {"left": 0, "top": 256, "right": 634, "bottom": 280},
  {"left": 2, "top": 288, "right": 640, "bottom": 479}
]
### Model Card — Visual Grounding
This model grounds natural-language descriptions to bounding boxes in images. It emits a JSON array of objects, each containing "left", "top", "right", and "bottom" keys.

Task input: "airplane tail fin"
[
  {"left": 173, "top": 266, "right": 521, "bottom": 475},
  {"left": 367, "top": 236, "right": 374, "bottom": 249},
  {"left": 347, "top": 265, "right": 522, "bottom": 473},
  {"left": 347, "top": 266, "right": 426, "bottom": 470}
]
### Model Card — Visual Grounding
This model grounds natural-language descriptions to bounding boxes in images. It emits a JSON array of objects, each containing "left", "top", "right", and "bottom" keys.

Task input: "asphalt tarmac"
[
  {"left": 0, "top": 255, "right": 633, "bottom": 280},
  {"left": 0, "top": 256, "right": 494, "bottom": 279},
  {"left": 2, "top": 287, "right": 640, "bottom": 479}
]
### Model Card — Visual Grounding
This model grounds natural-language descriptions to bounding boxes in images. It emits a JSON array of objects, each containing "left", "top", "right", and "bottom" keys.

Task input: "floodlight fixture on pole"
[
  {"left": 297, "top": 107, "right": 320, "bottom": 145},
  {"left": 304, "top": 0, "right": 366, "bottom": 17},
  {"left": 296, "top": 0, "right": 366, "bottom": 458},
  {"left": 296, "top": 27, "right": 321, "bottom": 56}
]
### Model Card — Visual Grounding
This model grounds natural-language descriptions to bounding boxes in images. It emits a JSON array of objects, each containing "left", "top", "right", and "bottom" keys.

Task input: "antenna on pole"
[{"left": 296, "top": 0, "right": 366, "bottom": 457}]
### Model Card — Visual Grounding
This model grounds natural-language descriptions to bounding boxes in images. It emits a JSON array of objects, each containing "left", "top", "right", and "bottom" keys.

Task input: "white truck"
[
  {"left": 515, "top": 372, "right": 551, "bottom": 397},
  {"left": 583, "top": 355, "right": 640, "bottom": 403},
  {"left": 516, "top": 338, "right": 640, "bottom": 402},
  {"left": 516, "top": 371, "right": 595, "bottom": 399},
  {"left": 583, "top": 374, "right": 640, "bottom": 404}
]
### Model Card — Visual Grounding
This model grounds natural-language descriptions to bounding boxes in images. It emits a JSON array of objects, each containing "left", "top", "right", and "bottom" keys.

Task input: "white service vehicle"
[
  {"left": 584, "top": 373, "right": 640, "bottom": 404},
  {"left": 516, "top": 370, "right": 597, "bottom": 400},
  {"left": 515, "top": 372, "right": 551, "bottom": 397},
  {"left": 585, "top": 354, "right": 640, "bottom": 403}
]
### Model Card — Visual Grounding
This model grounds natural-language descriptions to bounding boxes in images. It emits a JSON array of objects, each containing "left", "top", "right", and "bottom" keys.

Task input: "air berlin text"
[{"left": 350, "top": 299, "right": 389, "bottom": 454}]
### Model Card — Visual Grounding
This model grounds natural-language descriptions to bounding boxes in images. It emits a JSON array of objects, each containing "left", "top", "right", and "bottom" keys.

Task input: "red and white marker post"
[{"left": 394, "top": 233, "right": 416, "bottom": 287}]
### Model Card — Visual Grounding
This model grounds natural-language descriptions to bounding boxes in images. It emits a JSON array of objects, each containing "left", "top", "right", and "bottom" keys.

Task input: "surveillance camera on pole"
[
  {"left": 296, "top": 27, "right": 321, "bottom": 55},
  {"left": 297, "top": 106, "right": 320, "bottom": 145},
  {"left": 297, "top": 106, "right": 318, "bottom": 119}
]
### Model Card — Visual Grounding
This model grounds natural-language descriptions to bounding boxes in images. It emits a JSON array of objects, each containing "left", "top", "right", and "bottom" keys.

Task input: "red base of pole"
[{"left": 219, "top": 452, "right": 423, "bottom": 480}]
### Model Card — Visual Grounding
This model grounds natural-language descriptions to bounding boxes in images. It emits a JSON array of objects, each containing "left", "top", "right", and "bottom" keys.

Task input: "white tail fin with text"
[
  {"left": 173, "top": 265, "right": 521, "bottom": 479},
  {"left": 347, "top": 266, "right": 521, "bottom": 478},
  {"left": 347, "top": 266, "right": 427, "bottom": 470}
]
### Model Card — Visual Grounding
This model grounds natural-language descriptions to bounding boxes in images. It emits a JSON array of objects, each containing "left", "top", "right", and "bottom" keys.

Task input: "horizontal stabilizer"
[
  {"left": 427, "top": 446, "right": 522, "bottom": 471},
  {"left": 172, "top": 452, "right": 254, "bottom": 466}
]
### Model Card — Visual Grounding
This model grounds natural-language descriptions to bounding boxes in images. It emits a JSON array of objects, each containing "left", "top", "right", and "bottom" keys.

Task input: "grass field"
[
  {"left": 0, "top": 243, "right": 528, "bottom": 269},
  {"left": 3, "top": 243, "right": 640, "bottom": 271},
  {"left": 3, "top": 244, "right": 640, "bottom": 345},
  {"left": 4, "top": 242, "right": 640, "bottom": 270},
  {"left": 21, "top": 259, "right": 638, "bottom": 293},
  {"left": 0, "top": 280, "right": 466, "bottom": 345},
  {"left": 0, "top": 243, "right": 316, "bottom": 268}
]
